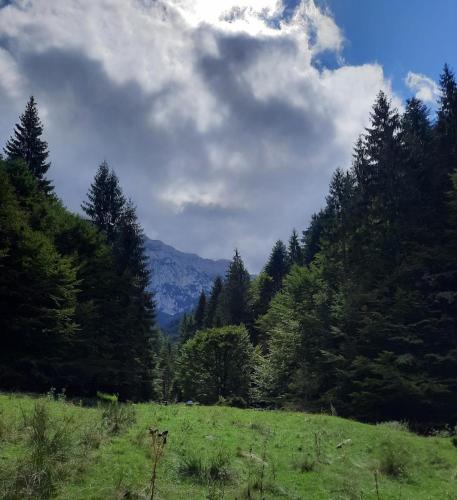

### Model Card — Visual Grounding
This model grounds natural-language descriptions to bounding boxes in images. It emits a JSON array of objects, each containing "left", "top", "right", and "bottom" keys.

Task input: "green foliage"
[
  {"left": 178, "top": 447, "right": 232, "bottom": 486},
  {"left": 81, "top": 161, "right": 125, "bottom": 243},
  {"left": 219, "top": 249, "right": 252, "bottom": 327},
  {"left": 96, "top": 391, "right": 118, "bottom": 404},
  {"left": 377, "top": 435, "right": 414, "bottom": 480},
  {"left": 254, "top": 65, "right": 457, "bottom": 428},
  {"left": 194, "top": 290, "right": 206, "bottom": 332},
  {"left": 101, "top": 401, "right": 136, "bottom": 435},
  {"left": 4, "top": 96, "right": 52, "bottom": 193},
  {"left": 265, "top": 239, "right": 289, "bottom": 293},
  {"left": 0, "top": 98, "right": 159, "bottom": 401},
  {"left": 0, "top": 160, "right": 78, "bottom": 391},
  {"left": 204, "top": 276, "right": 223, "bottom": 329},
  {"left": 176, "top": 326, "right": 254, "bottom": 404},
  {"left": 1, "top": 400, "right": 74, "bottom": 499}
]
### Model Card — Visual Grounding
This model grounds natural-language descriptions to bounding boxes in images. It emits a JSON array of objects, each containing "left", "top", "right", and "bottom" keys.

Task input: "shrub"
[
  {"left": 177, "top": 448, "right": 232, "bottom": 485},
  {"left": 377, "top": 435, "right": 413, "bottom": 480},
  {"left": 101, "top": 401, "right": 136, "bottom": 434},
  {"left": 0, "top": 400, "right": 74, "bottom": 499}
]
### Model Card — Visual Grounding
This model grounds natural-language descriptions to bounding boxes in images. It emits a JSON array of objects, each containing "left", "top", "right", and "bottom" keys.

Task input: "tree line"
[
  {"left": 1, "top": 64, "right": 456, "bottom": 428},
  {"left": 0, "top": 97, "right": 160, "bottom": 400},
  {"left": 173, "top": 65, "right": 457, "bottom": 428}
]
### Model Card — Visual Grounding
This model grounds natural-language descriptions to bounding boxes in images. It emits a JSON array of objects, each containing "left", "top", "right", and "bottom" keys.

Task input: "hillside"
[
  {"left": 144, "top": 238, "right": 230, "bottom": 327},
  {"left": 1, "top": 393, "right": 456, "bottom": 499}
]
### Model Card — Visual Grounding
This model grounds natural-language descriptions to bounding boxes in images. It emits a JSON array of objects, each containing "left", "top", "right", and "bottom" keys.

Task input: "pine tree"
[
  {"left": 0, "top": 160, "right": 77, "bottom": 391},
  {"left": 302, "top": 210, "right": 326, "bottom": 266},
  {"left": 288, "top": 229, "right": 302, "bottom": 266},
  {"left": 179, "top": 313, "right": 196, "bottom": 344},
  {"left": 194, "top": 290, "right": 206, "bottom": 332},
  {"left": 221, "top": 250, "right": 251, "bottom": 326},
  {"left": 265, "top": 240, "right": 289, "bottom": 293},
  {"left": 205, "top": 276, "right": 223, "bottom": 328},
  {"left": 81, "top": 162, "right": 126, "bottom": 244},
  {"left": 114, "top": 201, "right": 159, "bottom": 400},
  {"left": 4, "top": 97, "right": 53, "bottom": 194}
]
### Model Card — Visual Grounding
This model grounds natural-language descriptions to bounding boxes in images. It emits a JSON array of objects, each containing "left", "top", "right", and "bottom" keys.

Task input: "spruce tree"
[
  {"left": 194, "top": 290, "right": 206, "bottom": 332},
  {"left": 221, "top": 250, "right": 251, "bottom": 326},
  {"left": 4, "top": 96, "right": 53, "bottom": 193},
  {"left": 81, "top": 162, "right": 125, "bottom": 244},
  {"left": 265, "top": 240, "right": 289, "bottom": 293},
  {"left": 302, "top": 210, "right": 326, "bottom": 266},
  {"left": 288, "top": 229, "right": 302, "bottom": 266},
  {"left": 205, "top": 276, "right": 223, "bottom": 328},
  {"left": 114, "top": 200, "right": 159, "bottom": 400},
  {"left": 0, "top": 160, "right": 77, "bottom": 391}
]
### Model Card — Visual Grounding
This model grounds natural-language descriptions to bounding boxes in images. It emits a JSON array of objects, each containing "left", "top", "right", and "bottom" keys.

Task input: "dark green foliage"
[
  {"left": 4, "top": 96, "right": 53, "bottom": 194},
  {"left": 265, "top": 240, "right": 289, "bottom": 293},
  {"left": 0, "top": 98, "right": 159, "bottom": 401},
  {"left": 176, "top": 326, "right": 254, "bottom": 404},
  {"left": 255, "top": 65, "right": 457, "bottom": 428},
  {"left": 302, "top": 210, "right": 325, "bottom": 265},
  {"left": 219, "top": 250, "right": 252, "bottom": 327},
  {"left": 288, "top": 229, "right": 302, "bottom": 266},
  {"left": 194, "top": 290, "right": 207, "bottom": 331},
  {"left": 205, "top": 276, "right": 223, "bottom": 328},
  {"left": 179, "top": 312, "right": 196, "bottom": 344},
  {"left": 0, "top": 160, "right": 78, "bottom": 391},
  {"left": 81, "top": 161, "right": 125, "bottom": 244},
  {"left": 182, "top": 251, "right": 252, "bottom": 342},
  {"left": 156, "top": 336, "right": 176, "bottom": 401}
]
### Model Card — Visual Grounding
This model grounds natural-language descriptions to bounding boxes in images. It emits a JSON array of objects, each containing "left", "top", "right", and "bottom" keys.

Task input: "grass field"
[{"left": 0, "top": 393, "right": 456, "bottom": 499}]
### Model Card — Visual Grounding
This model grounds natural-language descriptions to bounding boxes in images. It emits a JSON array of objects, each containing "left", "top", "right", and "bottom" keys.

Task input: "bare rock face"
[{"left": 144, "top": 238, "right": 229, "bottom": 326}]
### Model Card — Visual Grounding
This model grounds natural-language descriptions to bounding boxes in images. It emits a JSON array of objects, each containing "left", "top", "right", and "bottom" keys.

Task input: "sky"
[{"left": 0, "top": 0, "right": 455, "bottom": 272}]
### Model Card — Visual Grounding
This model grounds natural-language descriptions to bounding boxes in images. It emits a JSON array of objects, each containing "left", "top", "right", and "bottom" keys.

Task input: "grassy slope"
[{"left": 0, "top": 393, "right": 456, "bottom": 499}]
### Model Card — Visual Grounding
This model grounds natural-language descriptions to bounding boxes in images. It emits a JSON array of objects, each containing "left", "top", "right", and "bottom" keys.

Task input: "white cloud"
[
  {"left": 0, "top": 0, "right": 397, "bottom": 271},
  {"left": 0, "top": 47, "right": 24, "bottom": 98},
  {"left": 405, "top": 71, "right": 440, "bottom": 103}
]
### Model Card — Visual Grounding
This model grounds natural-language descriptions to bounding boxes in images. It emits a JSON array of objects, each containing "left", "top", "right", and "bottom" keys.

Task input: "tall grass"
[{"left": 0, "top": 400, "right": 74, "bottom": 499}]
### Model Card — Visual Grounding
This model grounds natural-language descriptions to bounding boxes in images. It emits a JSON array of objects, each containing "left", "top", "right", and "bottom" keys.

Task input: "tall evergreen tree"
[
  {"left": 302, "top": 210, "right": 326, "bottom": 266},
  {"left": 0, "top": 160, "right": 77, "bottom": 391},
  {"left": 114, "top": 201, "right": 159, "bottom": 400},
  {"left": 81, "top": 162, "right": 125, "bottom": 244},
  {"left": 265, "top": 240, "right": 289, "bottom": 293},
  {"left": 288, "top": 229, "right": 302, "bottom": 266},
  {"left": 205, "top": 276, "right": 223, "bottom": 328},
  {"left": 194, "top": 290, "right": 206, "bottom": 332},
  {"left": 4, "top": 97, "right": 53, "bottom": 194},
  {"left": 221, "top": 250, "right": 251, "bottom": 326}
]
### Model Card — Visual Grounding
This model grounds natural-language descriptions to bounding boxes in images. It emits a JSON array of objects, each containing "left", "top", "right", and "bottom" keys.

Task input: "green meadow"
[{"left": 0, "top": 393, "right": 456, "bottom": 499}]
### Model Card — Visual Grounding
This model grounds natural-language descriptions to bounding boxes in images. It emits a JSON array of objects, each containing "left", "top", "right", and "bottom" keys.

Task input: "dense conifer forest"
[{"left": 1, "top": 65, "right": 456, "bottom": 430}]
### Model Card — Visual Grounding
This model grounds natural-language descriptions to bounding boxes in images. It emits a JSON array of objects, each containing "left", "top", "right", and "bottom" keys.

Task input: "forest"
[{"left": 1, "top": 64, "right": 456, "bottom": 431}]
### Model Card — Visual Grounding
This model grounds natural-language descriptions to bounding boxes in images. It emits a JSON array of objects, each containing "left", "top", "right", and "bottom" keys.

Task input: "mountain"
[{"left": 144, "top": 238, "right": 230, "bottom": 330}]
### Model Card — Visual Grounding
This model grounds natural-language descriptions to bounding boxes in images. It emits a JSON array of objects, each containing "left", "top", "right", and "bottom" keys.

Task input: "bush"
[
  {"left": 101, "top": 403, "right": 135, "bottom": 434},
  {"left": 377, "top": 435, "right": 413, "bottom": 480},
  {"left": 0, "top": 400, "right": 74, "bottom": 499},
  {"left": 177, "top": 448, "right": 232, "bottom": 485},
  {"left": 176, "top": 326, "right": 254, "bottom": 404}
]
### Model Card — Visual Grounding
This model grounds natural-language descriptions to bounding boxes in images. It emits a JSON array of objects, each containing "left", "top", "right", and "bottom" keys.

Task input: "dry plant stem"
[
  {"left": 149, "top": 427, "right": 168, "bottom": 500},
  {"left": 374, "top": 469, "right": 380, "bottom": 500}
]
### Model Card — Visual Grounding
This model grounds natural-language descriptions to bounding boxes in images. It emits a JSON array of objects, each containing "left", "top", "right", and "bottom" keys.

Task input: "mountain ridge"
[{"left": 144, "top": 238, "right": 230, "bottom": 328}]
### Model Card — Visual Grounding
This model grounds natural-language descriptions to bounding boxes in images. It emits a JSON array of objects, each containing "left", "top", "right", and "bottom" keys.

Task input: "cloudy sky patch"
[{"left": 0, "top": 0, "right": 439, "bottom": 271}]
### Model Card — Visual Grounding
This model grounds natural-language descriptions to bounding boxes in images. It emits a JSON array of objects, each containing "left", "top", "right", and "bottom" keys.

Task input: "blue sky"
[{"left": 311, "top": 0, "right": 457, "bottom": 100}]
